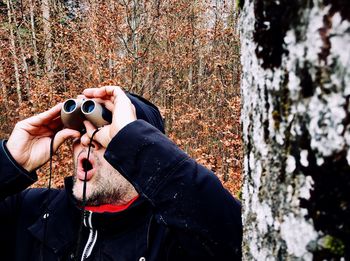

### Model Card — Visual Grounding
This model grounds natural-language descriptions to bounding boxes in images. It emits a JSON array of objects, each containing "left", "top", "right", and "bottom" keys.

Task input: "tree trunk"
[
  {"left": 240, "top": 0, "right": 350, "bottom": 260},
  {"left": 130, "top": 0, "right": 141, "bottom": 92},
  {"left": 85, "top": 0, "right": 102, "bottom": 83},
  {"left": 0, "top": 62, "right": 8, "bottom": 110},
  {"left": 29, "top": 0, "right": 40, "bottom": 76},
  {"left": 64, "top": 0, "right": 81, "bottom": 19},
  {"left": 188, "top": 64, "right": 193, "bottom": 91},
  {"left": 11, "top": 1, "right": 31, "bottom": 99},
  {"left": 6, "top": 0, "right": 22, "bottom": 104},
  {"left": 41, "top": 0, "right": 53, "bottom": 84}
]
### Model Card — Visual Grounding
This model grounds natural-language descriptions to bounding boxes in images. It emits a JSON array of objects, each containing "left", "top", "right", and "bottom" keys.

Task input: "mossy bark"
[{"left": 240, "top": 0, "right": 350, "bottom": 260}]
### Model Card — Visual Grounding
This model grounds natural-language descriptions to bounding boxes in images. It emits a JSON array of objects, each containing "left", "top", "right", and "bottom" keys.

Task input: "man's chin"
[
  {"left": 72, "top": 183, "right": 107, "bottom": 206},
  {"left": 72, "top": 182, "right": 91, "bottom": 203},
  {"left": 72, "top": 177, "right": 125, "bottom": 206},
  {"left": 72, "top": 191, "right": 99, "bottom": 206}
]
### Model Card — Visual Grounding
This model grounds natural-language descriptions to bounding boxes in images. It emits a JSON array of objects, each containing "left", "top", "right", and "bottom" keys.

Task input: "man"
[{"left": 0, "top": 86, "right": 242, "bottom": 260}]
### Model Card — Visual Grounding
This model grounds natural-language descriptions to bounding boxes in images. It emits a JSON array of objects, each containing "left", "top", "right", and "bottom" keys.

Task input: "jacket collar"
[
  {"left": 27, "top": 176, "right": 151, "bottom": 255},
  {"left": 64, "top": 176, "right": 151, "bottom": 231}
]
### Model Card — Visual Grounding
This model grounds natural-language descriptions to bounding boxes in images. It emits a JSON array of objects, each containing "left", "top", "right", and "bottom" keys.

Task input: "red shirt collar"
[{"left": 85, "top": 196, "right": 139, "bottom": 213}]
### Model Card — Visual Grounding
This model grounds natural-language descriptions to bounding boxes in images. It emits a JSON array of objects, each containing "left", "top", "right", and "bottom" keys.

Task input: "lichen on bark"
[{"left": 240, "top": 0, "right": 350, "bottom": 259}]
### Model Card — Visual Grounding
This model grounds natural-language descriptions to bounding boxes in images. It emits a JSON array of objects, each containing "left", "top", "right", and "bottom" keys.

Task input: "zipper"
[{"left": 81, "top": 211, "right": 98, "bottom": 261}]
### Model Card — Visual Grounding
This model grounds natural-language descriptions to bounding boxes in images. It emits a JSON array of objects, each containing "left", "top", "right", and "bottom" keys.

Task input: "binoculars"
[{"left": 61, "top": 99, "right": 112, "bottom": 131}]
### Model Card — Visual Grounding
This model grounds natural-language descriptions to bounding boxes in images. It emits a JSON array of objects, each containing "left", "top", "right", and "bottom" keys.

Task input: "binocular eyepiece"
[{"left": 61, "top": 99, "right": 112, "bottom": 131}]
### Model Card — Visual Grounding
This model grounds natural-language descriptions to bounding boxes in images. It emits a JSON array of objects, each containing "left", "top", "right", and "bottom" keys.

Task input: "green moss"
[
  {"left": 237, "top": 0, "right": 244, "bottom": 10},
  {"left": 319, "top": 235, "right": 345, "bottom": 256},
  {"left": 236, "top": 189, "right": 242, "bottom": 200},
  {"left": 272, "top": 110, "right": 281, "bottom": 129}
]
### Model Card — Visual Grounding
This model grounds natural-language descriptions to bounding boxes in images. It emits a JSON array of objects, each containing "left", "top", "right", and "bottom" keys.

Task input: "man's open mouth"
[
  {"left": 82, "top": 158, "right": 93, "bottom": 172},
  {"left": 77, "top": 155, "right": 95, "bottom": 181}
]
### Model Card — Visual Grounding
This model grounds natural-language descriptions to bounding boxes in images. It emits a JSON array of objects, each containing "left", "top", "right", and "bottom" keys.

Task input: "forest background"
[{"left": 0, "top": 0, "right": 241, "bottom": 196}]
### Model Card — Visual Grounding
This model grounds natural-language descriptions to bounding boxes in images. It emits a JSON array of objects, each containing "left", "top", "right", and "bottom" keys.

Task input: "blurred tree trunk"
[
  {"left": 11, "top": 3, "right": 31, "bottom": 99},
  {"left": 129, "top": 0, "right": 141, "bottom": 92},
  {"left": 6, "top": 0, "right": 22, "bottom": 104},
  {"left": 197, "top": 48, "right": 204, "bottom": 88},
  {"left": 88, "top": 0, "right": 102, "bottom": 83},
  {"left": 29, "top": 0, "right": 40, "bottom": 76},
  {"left": 119, "top": 0, "right": 155, "bottom": 94},
  {"left": 64, "top": 0, "right": 81, "bottom": 18},
  {"left": 240, "top": 0, "right": 350, "bottom": 260},
  {"left": 41, "top": 0, "right": 53, "bottom": 85},
  {"left": 187, "top": 1, "right": 196, "bottom": 92},
  {"left": 0, "top": 62, "right": 8, "bottom": 109}
]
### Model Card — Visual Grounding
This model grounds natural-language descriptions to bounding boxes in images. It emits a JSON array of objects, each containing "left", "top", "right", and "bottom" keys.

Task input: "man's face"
[{"left": 72, "top": 138, "right": 135, "bottom": 206}]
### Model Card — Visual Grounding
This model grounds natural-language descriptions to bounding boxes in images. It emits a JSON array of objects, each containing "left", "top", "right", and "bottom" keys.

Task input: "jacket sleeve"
[
  {"left": 0, "top": 140, "right": 39, "bottom": 259},
  {"left": 104, "top": 120, "right": 242, "bottom": 259},
  {"left": 0, "top": 140, "right": 38, "bottom": 201}
]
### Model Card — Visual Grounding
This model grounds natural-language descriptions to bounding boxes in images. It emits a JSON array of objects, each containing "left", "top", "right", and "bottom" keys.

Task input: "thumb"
[
  {"left": 112, "top": 88, "right": 137, "bottom": 134},
  {"left": 53, "top": 129, "right": 81, "bottom": 151}
]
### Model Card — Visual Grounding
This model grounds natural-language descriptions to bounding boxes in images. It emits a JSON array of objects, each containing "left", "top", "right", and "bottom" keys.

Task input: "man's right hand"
[
  {"left": 81, "top": 86, "right": 137, "bottom": 148},
  {"left": 6, "top": 103, "right": 80, "bottom": 172}
]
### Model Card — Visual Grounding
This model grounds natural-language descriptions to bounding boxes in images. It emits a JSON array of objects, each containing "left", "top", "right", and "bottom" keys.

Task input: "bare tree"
[
  {"left": 0, "top": 61, "right": 8, "bottom": 110},
  {"left": 6, "top": 0, "right": 22, "bottom": 104},
  {"left": 29, "top": 0, "right": 40, "bottom": 76},
  {"left": 41, "top": 0, "right": 53, "bottom": 84},
  {"left": 10, "top": 1, "right": 31, "bottom": 98}
]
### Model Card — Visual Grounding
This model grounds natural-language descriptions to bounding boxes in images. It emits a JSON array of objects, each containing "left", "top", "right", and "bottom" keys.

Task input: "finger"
[
  {"left": 76, "top": 94, "right": 86, "bottom": 100},
  {"left": 83, "top": 86, "right": 123, "bottom": 112},
  {"left": 104, "top": 86, "right": 121, "bottom": 97},
  {"left": 81, "top": 121, "right": 98, "bottom": 144},
  {"left": 83, "top": 87, "right": 107, "bottom": 98},
  {"left": 53, "top": 129, "right": 81, "bottom": 152},
  {"left": 93, "top": 98, "right": 114, "bottom": 111},
  {"left": 27, "top": 103, "right": 63, "bottom": 126},
  {"left": 83, "top": 120, "right": 97, "bottom": 136},
  {"left": 113, "top": 88, "right": 135, "bottom": 120},
  {"left": 47, "top": 116, "right": 63, "bottom": 131},
  {"left": 83, "top": 86, "right": 123, "bottom": 100},
  {"left": 113, "top": 87, "right": 132, "bottom": 105}
]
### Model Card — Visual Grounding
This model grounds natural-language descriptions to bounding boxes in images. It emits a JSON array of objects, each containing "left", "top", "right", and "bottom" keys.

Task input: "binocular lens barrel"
[
  {"left": 81, "top": 100, "right": 95, "bottom": 114},
  {"left": 63, "top": 99, "right": 77, "bottom": 113}
]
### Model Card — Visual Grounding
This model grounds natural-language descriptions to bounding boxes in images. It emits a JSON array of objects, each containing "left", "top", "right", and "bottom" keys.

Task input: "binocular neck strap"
[
  {"left": 76, "top": 128, "right": 101, "bottom": 261},
  {"left": 41, "top": 132, "right": 58, "bottom": 261},
  {"left": 41, "top": 128, "right": 101, "bottom": 261}
]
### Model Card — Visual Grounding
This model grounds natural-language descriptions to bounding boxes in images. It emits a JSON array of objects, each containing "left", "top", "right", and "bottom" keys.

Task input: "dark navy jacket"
[{"left": 0, "top": 120, "right": 242, "bottom": 260}]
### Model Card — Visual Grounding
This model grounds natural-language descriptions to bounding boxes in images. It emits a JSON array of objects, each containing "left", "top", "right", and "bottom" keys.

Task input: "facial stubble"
[{"left": 73, "top": 153, "right": 132, "bottom": 206}]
